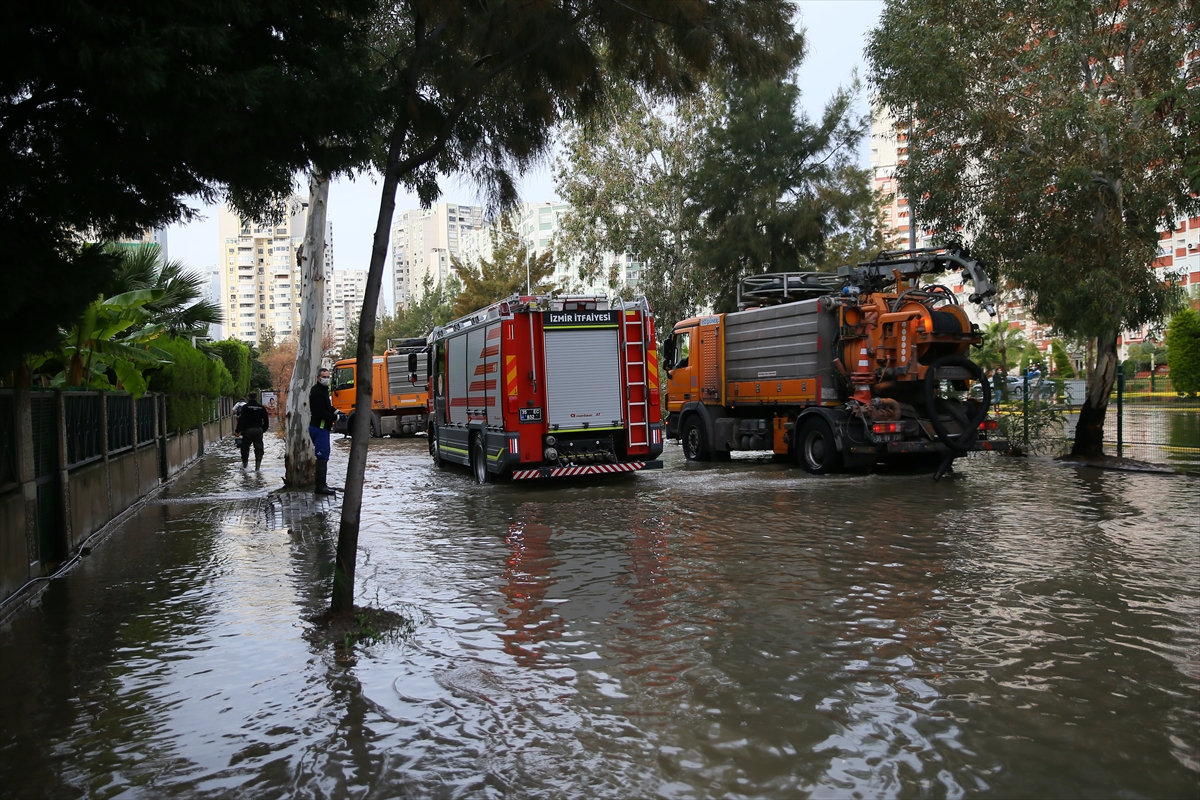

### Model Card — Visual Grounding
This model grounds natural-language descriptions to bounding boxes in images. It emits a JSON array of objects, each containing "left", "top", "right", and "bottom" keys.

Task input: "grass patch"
[{"left": 306, "top": 605, "right": 416, "bottom": 651}]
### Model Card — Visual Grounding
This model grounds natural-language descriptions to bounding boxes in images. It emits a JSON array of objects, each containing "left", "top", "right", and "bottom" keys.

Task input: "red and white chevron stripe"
[{"left": 511, "top": 461, "right": 647, "bottom": 480}]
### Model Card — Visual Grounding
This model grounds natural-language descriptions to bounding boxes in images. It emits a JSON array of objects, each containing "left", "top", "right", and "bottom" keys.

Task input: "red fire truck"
[{"left": 422, "top": 294, "right": 664, "bottom": 482}]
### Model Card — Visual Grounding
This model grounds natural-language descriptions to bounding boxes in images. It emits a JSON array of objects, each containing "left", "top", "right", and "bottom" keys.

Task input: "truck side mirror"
[
  {"left": 408, "top": 351, "right": 418, "bottom": 383},
  {"left": 661, "top": 337, "right": 675, "bottom": 375}
]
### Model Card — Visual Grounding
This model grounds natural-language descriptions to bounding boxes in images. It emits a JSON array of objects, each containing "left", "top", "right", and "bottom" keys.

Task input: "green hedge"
[
  {"left": 210, "top": 338, "right": 251, "bottom": 398},
  {"left": 149, "top": 336, "right": 234, "bottom": 433},
  {"left": 1167, "top": 309, "right": 1200, "bottom": 395}
]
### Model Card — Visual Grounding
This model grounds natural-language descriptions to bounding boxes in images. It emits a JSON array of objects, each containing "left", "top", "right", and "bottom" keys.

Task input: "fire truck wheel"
[
  {"left": 797, "top": 416, "right": 842, "bottom": 475},
  {"left": 681, "top": 417, "right": 711, "bottom": 461},
  {"left": 429, "top": 428, "right": 446, "bottom": 467},
  {"left": 471, "top": 435, "right": 492, "bottom": 484}
]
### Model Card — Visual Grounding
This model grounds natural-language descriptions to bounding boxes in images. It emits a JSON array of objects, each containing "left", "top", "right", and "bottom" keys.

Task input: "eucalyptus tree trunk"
[
  {"left": 284, "top": 170, "right": 330, "bottom": 487},
  {"left": 1070, "top": 331, "right": 1119, "bottom": 459}
]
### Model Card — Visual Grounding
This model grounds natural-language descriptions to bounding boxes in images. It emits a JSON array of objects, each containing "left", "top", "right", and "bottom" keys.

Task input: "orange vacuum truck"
[
  {"left": 663, "top": 248, "right": 1006, "bottom": 480},
  {"left": 330, "top": 338, "right": 429, "bottom": 437}
]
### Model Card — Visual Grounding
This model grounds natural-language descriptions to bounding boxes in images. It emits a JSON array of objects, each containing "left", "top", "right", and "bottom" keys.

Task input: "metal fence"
[
  {"left": 65, "top": 393, "right": 103, "bottom": 467},
  {"left": 136, "top": 395, "right": 156, "bottom": 444},
  {"left": 1000, "top": 371, "right": 1200, "bottom": 471},
  {"left": 107, "top": 393, "right": 134, "bottom": 453}
]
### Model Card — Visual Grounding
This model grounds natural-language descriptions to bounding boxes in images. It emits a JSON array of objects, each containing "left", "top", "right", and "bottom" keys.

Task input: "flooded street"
[{"left": 1, "top": 436, "right": 1197, "bottom": 799}]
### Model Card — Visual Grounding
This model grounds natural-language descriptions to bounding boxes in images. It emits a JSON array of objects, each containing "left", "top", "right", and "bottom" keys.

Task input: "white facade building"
[
  {"left": 217, "top": 201, "right": 333, "bottom": 345},
  {"left": 205, "top": 265, "right": 224, "bottom": 340},
  {"left": 391, "top": 203, "right": 484, "bottom": 308},
  {"left": 326, "top": 269, "right": 385, "bottom": 351}
]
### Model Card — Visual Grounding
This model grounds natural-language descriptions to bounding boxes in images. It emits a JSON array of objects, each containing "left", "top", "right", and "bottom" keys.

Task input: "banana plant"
[{"left": 30, "top": 289, "right": 174, "bottom": 398}]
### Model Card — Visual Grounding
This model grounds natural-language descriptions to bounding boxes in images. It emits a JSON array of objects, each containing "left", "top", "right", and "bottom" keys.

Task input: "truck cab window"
[
  {"left": 335, "top": 366, "right": 354, "bottom": 390},
  {"left": 674, "top": 331, "right": 691, "bottom": 369}
]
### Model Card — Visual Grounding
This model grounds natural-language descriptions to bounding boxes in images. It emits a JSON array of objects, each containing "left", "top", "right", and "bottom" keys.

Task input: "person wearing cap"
[
  {"left": 308, "top": 367, "right": 338, "bottom": 495},
  {"left": 235, "top": 392, "right": 269, "bottom": 470}
]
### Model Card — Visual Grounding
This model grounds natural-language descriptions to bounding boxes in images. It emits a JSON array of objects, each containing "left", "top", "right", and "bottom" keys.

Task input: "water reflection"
[{"left": 498, "top": 517, "right": 565, "bottom": 665}]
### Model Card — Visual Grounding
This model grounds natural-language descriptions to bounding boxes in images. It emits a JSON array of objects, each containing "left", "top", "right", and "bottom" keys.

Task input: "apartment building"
[
  {"left": 391, "top": 203, "right": 484, "bottom": 308},
  {"left": 205, "top": 266, "right": 224, "bottom": 340},
  {"left": 869, "top": 104, "right": 926, "bottom": 251},
  {"left": 217, "top": 201, "right": 332, "bottom": 346},
  {"left": 326, "top": 269, "right": 385, "bottom": 351}
]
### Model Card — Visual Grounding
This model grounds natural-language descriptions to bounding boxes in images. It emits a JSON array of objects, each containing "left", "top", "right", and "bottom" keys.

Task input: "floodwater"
[{"left": 1, "top": 436, "right": 1198, "bottom": 799}]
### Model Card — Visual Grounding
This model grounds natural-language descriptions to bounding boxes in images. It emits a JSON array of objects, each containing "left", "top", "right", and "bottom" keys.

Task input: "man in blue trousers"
[{"left": 308, "top": 367, "right": 338, "bottom": 496}]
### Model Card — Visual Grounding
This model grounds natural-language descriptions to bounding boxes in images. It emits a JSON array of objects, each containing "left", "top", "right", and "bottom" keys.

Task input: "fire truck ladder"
[{"left": 617, "top": 298, "right": 651, "bottom": 448}]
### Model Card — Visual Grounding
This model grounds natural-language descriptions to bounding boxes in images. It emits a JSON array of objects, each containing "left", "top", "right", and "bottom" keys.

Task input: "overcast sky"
[{"left": 166, "top": 0, "right": 884, "bottom": 313}]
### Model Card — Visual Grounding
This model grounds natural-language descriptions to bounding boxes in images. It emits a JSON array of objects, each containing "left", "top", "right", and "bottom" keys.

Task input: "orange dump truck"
[
  {"left": 663, "top": 248, "right": 1007, "bottom": 479},
  {"left": 330, "top": 338, "right": 429, "bottom": 437}
]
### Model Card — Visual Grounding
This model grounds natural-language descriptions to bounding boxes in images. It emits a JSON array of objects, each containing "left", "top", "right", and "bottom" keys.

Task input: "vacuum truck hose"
[{"left": 924, "top": 355, "right": 990, "bottom": 453}]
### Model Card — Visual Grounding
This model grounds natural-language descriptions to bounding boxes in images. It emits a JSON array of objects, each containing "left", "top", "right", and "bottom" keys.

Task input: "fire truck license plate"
[{"left": 519, "top": 408, "right": 543, "bottom": 422}]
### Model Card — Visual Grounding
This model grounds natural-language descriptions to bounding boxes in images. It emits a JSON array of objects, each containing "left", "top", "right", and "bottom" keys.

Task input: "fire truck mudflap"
[{"left": 427, "top": 294, "right": 664, "bottom": 482}]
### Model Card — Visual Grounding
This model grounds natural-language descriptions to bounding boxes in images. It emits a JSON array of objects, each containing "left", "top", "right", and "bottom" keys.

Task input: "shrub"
[
  {"left": 1166, "top": 309, "right": 1200, "bottom": 395},
  {"left": 1049, "top": 339, "right": 1075, "bottom": 378},
  {"left": 210, "top": 339, "right": 251, "bottom": 398},
  {"left": 149, "top": 336, "right": 235, "bottom": 432}
]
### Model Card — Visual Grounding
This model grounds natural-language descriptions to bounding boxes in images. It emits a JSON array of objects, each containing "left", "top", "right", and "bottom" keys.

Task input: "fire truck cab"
[{"left": 425, "top": 294, "right": 664, "bottom": 482}]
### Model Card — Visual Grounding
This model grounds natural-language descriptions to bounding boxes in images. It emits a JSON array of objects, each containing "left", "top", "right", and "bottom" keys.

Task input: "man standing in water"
[
  {"left": 235, "top": 392, "right": 269, "bottom": 470},
  {"left": 309, "top": 367, "right": 338, "bottom": 496}
]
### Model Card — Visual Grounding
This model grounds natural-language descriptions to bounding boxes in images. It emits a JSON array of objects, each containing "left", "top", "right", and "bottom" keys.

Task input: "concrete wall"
[
  {"left": 0, "top": 489, "right": 31, "bottom": 604},
  {"left": 67, "top": 461, "right": 109, "bottom": 548}
]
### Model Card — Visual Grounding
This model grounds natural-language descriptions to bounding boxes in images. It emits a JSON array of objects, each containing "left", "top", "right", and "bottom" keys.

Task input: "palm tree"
[{"left": 106, "top": 244, "right": 223, "bottom": 336}]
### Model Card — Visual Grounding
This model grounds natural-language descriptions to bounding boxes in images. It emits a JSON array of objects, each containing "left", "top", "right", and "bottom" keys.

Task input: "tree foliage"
[
  {"left": 106, "top": 244, "right": 223, "bottom": 337},
  {"left": 688, "top": 76, "right": 872, "bottom": 311},
  {"left": 1166, "top": 309, "right": 1200, "bottom": 395},
  {"left": 4, "top": 0, "right": 382, "bottom": 372},
  {"left": 453, "top": 217, "right": 555, "bottom": 317},
  {"left": 556, "top": 85, "right": 720, "bottom": 330},
  {"left": 868, "top": 0, "right": 1198, "bottom": 457}
]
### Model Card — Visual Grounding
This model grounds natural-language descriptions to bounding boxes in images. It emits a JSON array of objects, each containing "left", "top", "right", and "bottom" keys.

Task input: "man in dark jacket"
[
  {"left": 309, "top": 367, "right": 338, "bottom": 495},
  {"left": 235, "top": 392, "right": 270, "bottom": 470}
]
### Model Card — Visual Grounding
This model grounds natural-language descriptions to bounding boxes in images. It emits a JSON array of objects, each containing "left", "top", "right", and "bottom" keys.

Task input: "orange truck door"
[{"left": 666, "top": 326, "right": 697, "bottom": 406}]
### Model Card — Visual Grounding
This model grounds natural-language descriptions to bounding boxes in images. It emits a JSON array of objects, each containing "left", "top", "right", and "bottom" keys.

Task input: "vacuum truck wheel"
[
  {"left": 681, "top": 418, "right": 711, "bottom": 461},
  {"left": 797, "top": 416, "right": 842, "bottom": 475}
]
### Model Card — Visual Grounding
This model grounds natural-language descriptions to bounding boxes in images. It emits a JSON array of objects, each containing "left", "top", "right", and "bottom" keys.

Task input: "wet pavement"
[{"left": 0, "top": 432, "right": 1197, "bottom": 798}]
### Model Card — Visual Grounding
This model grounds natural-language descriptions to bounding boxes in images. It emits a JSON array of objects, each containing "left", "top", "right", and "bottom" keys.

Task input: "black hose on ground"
[{"left": 924, "top": 355, "right": 990, "bottom": 480}]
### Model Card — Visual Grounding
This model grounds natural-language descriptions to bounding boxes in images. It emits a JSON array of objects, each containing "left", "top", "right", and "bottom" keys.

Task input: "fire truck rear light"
[
  {"left": 979, "top": 419, "right": 998, "bottom": 430},
  {"left": 872, "top": 422, "right": 901, "bottom": 434},
  {"left": 507, "top": 395, "right": 517, "bottom": 413}
]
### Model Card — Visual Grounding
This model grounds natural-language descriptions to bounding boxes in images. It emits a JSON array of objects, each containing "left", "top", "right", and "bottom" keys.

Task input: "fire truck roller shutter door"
[
  {"left": 482, "top": 323, "right": 501, "bottom": 424},
  {"left": 544, "top": 328, "right": 624, "bottom": 429},
  {"left": 448, "top": 333, "right": 468, "bottom": 425},
  {"left": 466, "top": 326, "right": 487, "bottom": 422}
]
